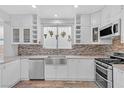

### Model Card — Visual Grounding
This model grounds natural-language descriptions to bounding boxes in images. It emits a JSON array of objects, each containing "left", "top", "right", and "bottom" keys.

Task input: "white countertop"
[
  {"left": 113, "top": 64, "right": 124, "bottom": 71},
  {"left": 0, "top": 56, "right": 20, "bottom": 64},
  {"left": 21, "top": 55, "right": 108, "bottom": 59},
  {"left": 0, "top": 55, "right": 108, "bottom": 64}
]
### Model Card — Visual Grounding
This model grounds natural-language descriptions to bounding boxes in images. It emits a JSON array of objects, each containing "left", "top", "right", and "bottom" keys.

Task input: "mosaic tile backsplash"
[{"left": 18, "top": 36, "right": 124, "bottom": 56}]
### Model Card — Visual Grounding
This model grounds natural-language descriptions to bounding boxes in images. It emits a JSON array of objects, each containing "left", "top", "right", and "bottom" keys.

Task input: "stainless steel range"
[{"left": 95, "top": 52, "right": 124, "bottom": 88}]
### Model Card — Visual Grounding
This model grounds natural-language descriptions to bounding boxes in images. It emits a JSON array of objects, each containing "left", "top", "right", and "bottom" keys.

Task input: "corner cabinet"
[
  {"left": 0, "top": 59, "right": 20, "bottom": 88},
  {"left": 113, "top": 67, "right": 124, "bottom": 88}
]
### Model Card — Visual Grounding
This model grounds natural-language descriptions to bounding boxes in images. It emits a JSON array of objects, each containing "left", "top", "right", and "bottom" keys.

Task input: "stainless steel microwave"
[
  {"left": 112, "top": 19, "right": 121, "bottom": 36},
  {"left": 100, "top": 24, "right": 113, "bottom": 37}
]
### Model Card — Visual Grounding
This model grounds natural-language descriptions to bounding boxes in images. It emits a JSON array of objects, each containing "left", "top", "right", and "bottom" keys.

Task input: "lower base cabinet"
[
  {"left": 68, "top": 59, "right": 95, "bottom": 81},
  {"left": 0, "top": 66, "right": 2, "bottom": 87},
  {"left": 45, "top": 58, "right": 95, "bottom": 81},
  {"left": 20, "top": 59, "right": 29, "bottom": 80},
  {"left": 113, "top": 67, "right": 124, "bottom": 88},
  {"left": 1, "top": 60, "right": 20, "bottom": 88}
]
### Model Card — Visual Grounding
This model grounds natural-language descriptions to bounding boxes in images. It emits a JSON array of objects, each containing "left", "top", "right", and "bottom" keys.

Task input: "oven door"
[
  {"left": 95, "top": 62, "right": 112, "bottom": 88},
  {"left": 96, "top": 72, "right": 112, "bottom": 88}
]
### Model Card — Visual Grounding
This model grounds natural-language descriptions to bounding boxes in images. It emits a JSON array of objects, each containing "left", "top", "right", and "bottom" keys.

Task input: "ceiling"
[{"left": 0, "top": 5, "right": 105, "bottom": 18}]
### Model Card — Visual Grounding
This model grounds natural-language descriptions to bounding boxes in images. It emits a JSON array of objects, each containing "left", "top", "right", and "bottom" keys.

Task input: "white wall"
[
  {"left": 0, "top": 9, "right": 18, "bottom": 56},
  {"left": 4, "top": 22, "right": 18, "bottom": 56}
]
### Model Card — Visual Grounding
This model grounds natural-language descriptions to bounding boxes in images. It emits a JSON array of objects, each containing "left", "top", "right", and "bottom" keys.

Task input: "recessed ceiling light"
[
  {"left": 32, "top": 5, "right": 37, "bottom": 8},
  {"left": 74, "top": 5, "right": 78, "bottom": 8},
  {"left": 54, "top": 14, "right": 58, "bottom": 17}
]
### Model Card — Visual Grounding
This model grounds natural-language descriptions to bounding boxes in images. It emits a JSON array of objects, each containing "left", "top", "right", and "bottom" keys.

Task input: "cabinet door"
[
  {"left": 12, "top": 27, "right": 20, "bottom": 43},
  {"left": 21, "top": 59, "right": 29, "bottom": 80},
  {"left": 110, "top": 6, "right": 122, "bottom": 22},
  {"left": 0, "top": 66, "right": 2, "bottom": 87},
  {"left": 81, "top": 15, "right": 91, "bottom": 26},
  {"left": 113, "top": 67, "right": 124, "bottom": 88},
  {"left": 56, "top": 65, "right": 68, "bottom": 80},
  {"left": 1, "top": 64, "right": 7, "bottom": 87},
  {"left": 121, "top": 9, "right": 124, "bottom": 43},
  {"left": 91, "top": 11, "right": 101, "bottom": 26},
  {"left": 68, "top": 59, "right": 77, "bottom": 80},
  {"left": 6, "top": 60, "right": 20, "bottom": 87},
  {"left": 77, "top": 59, "right": 95, "bottom": 81},
  {"left": 45, "top": 65, "right": 56, "bottom": 80},
  {"left": 81, "top": 27, "right": 92, "bottom": 44},
  {"left": 23, "top": 28, "right": 31, "bottom": 43},
  {"left": 101, "top": 6, "right": 111, "bottom": 26}
]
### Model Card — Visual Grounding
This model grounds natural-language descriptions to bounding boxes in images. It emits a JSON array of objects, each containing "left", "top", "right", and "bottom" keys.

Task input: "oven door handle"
[
  {"left": 96, "top": 63, "right": 111, "bottom": 71},
  {"left": 96, "top": 72, "right": 112, "bottom": 83},
  {"left": 96, "top": 63, "right": 107, "bottom": 71}
]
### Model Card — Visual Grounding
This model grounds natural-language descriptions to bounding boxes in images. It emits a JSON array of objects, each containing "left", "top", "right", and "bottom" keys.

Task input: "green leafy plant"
[
  {"left": 68, "top": 35, "right": 71, "bottom": 42},
  {"left": 61, "top": 31, "right": 66, "bottom": 38},
  {"left": 44, "top": 34, "right": 47, "bottom": 39},
  {"left": 49, "top": 31, "right": 53, "bottom": 37}
]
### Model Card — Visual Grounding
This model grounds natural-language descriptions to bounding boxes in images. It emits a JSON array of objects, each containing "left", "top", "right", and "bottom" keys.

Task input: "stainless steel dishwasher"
[{"left": 29, "top": 58, "right": 44, "bottom": 80}]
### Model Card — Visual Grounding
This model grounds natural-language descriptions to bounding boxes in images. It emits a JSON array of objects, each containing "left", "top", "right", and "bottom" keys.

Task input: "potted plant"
[
  {"left": 49, "top": 31, "right": 53, "bottom": 37},
  {"left": 61, "top": 31, "right": 66, "bottom": 38},
  {"left": 44, "top": 34, "right": 47, "bottom": 39}
]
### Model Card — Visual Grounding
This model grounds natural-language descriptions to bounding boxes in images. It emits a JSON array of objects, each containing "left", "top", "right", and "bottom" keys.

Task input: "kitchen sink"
[{"left": 45, "top": 55, "right": 67, "bottom": 65}]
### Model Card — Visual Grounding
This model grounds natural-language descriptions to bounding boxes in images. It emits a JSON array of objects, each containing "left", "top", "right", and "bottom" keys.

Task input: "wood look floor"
[{"left": 13, "top": 80, "right": 98, "bottom": 88}]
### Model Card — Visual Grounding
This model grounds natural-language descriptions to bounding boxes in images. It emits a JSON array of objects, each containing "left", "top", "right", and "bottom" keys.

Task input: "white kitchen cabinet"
[
  {"left": 67, "top": 59, "right": 78, "bottom": 80},
  {"left": 81, "top": 14, "right": 91, "bottom": 27},
  {"left": 74, "top": 14, "right": 91, "bottom": 44},
  {"left": 91, "top": 11, "right": 101, "bottom": 26},
  {"left": 11, "top": 14, "right": 39, "bottom": 44},
  {"left": 11, "top": 27, "right": 21, "bottom": 44},
  {"left": 121, "top": 8, "right": 124, "bottom": 43},
  {"left": 67, "top": 59, "right": 95, "bottom": 81},
  {"left": 5, "top": 60, "right": 20, "bottom": 87},
  {"left": 113, "top": 67, "right": 124, "bottom": 88},
  {"left": 77, "top": 59, "right": 95, "bottom": 81},
  {"left": 11, "top": 15, "right": 32, "bottom": 27},
  {"left": 56, "top": 64, "right": 68, "bottom": 80},
  {"left": 81, "top": 27, "right": 92, "bottom": 44},
  {"left": 101, "top": 6, "right": 112, "bottom": 27},
  {"left": 101, "top": 6, "right": 122, "bottom": 27},
  {"left": 45, "top": 58, "right": 95, "bottom": 81},
  {"left": 45, "top": 65, "right": 56, "bottom": 80},
  {"left": 1, "top": 64, "right": 7, "bottom": 87},
  {"left": 23, "top": 27, "right": 31, "bottom": 43},
  {"left": 0, "top": 60, "right": 20, "bottom": 88},
  {"left": 45, "top": 64, "right": 68, "bottom": 80},
  {"left": 20, "top": 59, "right": 29, "bottom": 80},
  {"left": 0, "top": 65, "right": 2, "bottom": 87}
]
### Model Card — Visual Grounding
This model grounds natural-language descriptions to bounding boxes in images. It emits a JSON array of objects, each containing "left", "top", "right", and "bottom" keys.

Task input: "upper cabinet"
[
  {"left": 91, "top": 11, "right": 101, "bottom": 26},
  {"left": 12, "top": 27, "right": 20, "bottom": 44},
  {"left": 81, "top": 15, "right": 91, "bottom": 27},
  {"left": 101, "top": 6, "right": 122, "bottom": 27},
  {"left": 121, "top": 6, "right": 124, "bottom": 43},
  {"left": 74, "top": 14, "right": 92, "bottom": 44},
  {"left": 11, "top": 14, "right": 40, "bottom": 44}
]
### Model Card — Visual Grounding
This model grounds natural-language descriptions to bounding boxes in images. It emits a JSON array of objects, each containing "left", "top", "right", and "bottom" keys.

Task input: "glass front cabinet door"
[
  {"left": 12, "top": 27, "right": 20, "bottom": 44},
  {"left": 23, "top": 28, "right": 31, "bottom": 43}
]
